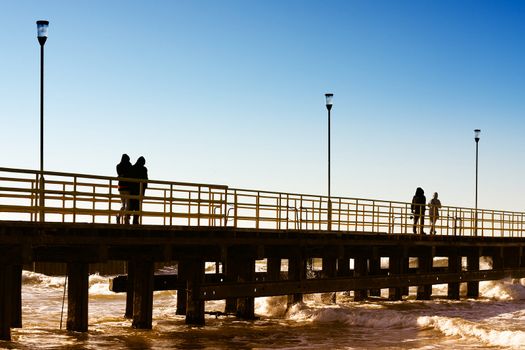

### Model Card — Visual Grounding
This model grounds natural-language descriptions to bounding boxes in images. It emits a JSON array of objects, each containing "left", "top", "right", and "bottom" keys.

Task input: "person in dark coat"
[
  {"left": 411, "top": 187, "right": 426, "bottom": 234},
  {"left": 129, "top": 156, "right": 148, "bottom": 225},
  {"left": 116, "top": 154, "right": 132, "bottom": 224}
]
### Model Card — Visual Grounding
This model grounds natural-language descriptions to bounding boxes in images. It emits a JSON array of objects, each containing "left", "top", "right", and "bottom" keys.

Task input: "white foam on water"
[
  {"left": 22, "top": 270, "right": 65, "bottom": 288},
  {"left": 88, "top": 274, "right": 116, "bottom": 296},
  {"left": 479, "top": 279, "right": 525, "bottom": 301},
  {"left": 254, "top": 296, "right": 288, "bottom": 317},
  {"left": 418, "top": 315, "right": 525, "bottom": 348},
  {"left": 286, "top": 301, "right": 420, "bottom": 329}
]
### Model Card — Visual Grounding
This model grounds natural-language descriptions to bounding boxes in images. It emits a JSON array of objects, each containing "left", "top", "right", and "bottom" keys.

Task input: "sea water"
[{"left": 3, "top": 262, "right": 525, "bottom": 349}]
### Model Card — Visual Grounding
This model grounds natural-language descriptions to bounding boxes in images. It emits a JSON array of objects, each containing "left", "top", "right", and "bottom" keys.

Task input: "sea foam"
[{"left": 418, "top": 315, "right": 525, "bottom": 347}]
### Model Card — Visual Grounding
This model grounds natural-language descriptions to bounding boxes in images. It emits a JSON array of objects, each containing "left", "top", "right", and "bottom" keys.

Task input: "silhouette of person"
[
  {"left": 411, "top": 187, "right": 426, "bottom": 234},
  {"left": 129, "top": 156, "right": 148, "bottom": 225},
  {"left": 116, "top": 154, "right": 132, "bottom": 224},
  {"left": 428, "top": 192, "right": 442, "bottom": 234}
]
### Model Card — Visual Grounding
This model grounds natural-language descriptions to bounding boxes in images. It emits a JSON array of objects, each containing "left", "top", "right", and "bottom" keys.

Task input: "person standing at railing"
[
  {"left": 428, "top": 192, "right": 442, "bottom": 234},
  {"left": 129, "top": 156, "right": 148, "bottom": 225},
  {"left": 411, "top": 187, "right": 426, "bottom": 235},
  {"left": 116, "top": 154, "right": 132, "bottom": 224}
]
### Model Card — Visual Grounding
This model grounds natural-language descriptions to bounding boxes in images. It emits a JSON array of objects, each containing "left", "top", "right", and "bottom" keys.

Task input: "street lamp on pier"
[
  {"left": 325, "top": 93, "right": 333, "bottom": 229},
  {"left": 37, "top": 20, "right": 49, "bottom": 222},
  {"left": 474, "top": 129, "right": 481, "bottom": 236}
]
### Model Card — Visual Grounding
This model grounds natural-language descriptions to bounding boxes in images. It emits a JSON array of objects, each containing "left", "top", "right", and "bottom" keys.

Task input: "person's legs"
[
  {"left": 420, "top": 215, "right": 426, "bottom": 234},
  {"left": 119, "top": 190, "right": 130, "bottom": 224},
  {"left": 413, "top": 215, "right": 419, "bottom": 234},
  {"left": 129, "top": 198, "right": 138, "bottom": 225}
]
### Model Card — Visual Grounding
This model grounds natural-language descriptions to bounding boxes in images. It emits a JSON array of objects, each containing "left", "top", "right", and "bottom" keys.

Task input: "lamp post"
[
  {"left": 325, "top": 93, "right": 333, "bottom": 229},
  {"left": 474, "top": 129, "right": 480, "bottom": 236},
  {"left": 37, "top": 20, "right": 49, "bottom": 222}
]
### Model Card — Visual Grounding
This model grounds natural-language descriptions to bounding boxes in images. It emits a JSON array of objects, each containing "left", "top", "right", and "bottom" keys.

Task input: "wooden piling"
[
  {"left": 236, "top": 256, "right": 256, "bottom": 319},
  {"left": 447, "top": 251, "right": 461, "bottom": 300},
  {"left": 176, "top": 260, "right": 187, "bottom": 315},
  {"left": 224, "top": 253, "right": 237, "bottom": 314},
  {"left": 185, "top": 258, "right": 205, "bottom": 326},
  {"left": 11, "top": 264, "right": 22, "bottom": 328},
  {"left": 287, "top": 254, "right": 306, "bottom": 307},
  {"left": 132, "top": 260, "right": 154, "bottom": 329},
  {"left": 416, "top": 249, "right": 433, "bottom": 300},
  {"left": 322, "top": 257, "right": 337, "bottom": 303},
  {"left": 368, "top": 256, "right": 381, "bottom": 297},
  {"left": 124, "top": 260, "right": 135, "bottom": 319},
  {"left": 388, "top": 254, "right": 402, "bottom": 301},
  {"left": 353, "top": 256, "right": 368, "bottom": 301},
  {"left": 0, "top": 263, "right": 13, "bottom": 340},
  {"left": 467, "top": 249, "right": 480, "bottom": 298},
  {"left": 66, "top": 262, "right": 89, "bottom": 332},
  {"left": 267, "top": 257, "right": 281, "bottom": 281}
]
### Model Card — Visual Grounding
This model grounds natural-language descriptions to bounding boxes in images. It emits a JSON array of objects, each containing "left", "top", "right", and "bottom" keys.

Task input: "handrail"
[{"left": 0, "top": 167, "right": 524, "bottom": 238}]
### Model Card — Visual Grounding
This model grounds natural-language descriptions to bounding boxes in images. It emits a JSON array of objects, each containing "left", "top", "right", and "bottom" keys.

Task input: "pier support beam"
[
  {"left": 132, "top": 260, "right": 154, "bottom": 329},
  {"left": 66, "top": 262, "right": 89, "bottom": 332},
  {"left": 176, "top": 260, "right": 187, "bottom": 315},
  {"left": 224, "top": 253, "right": 237, "bottom": 314},
  {"left": 417, "top": 249, "right": 433, "bottom": 300},
  {"left": 185, "top": 259, "right": 205, "bottom": 326},
  {"left": 287, "top": 254, "right": 306, "bottom": 307},
  {"left": 0, "top": 263, "right": 13, "bottom": 340},
  {"left": 467, "top": 249, "right": 480, "bottom": 299},
  {"left": 353, "top": 256, "right": 368, "bottom": 301},
  {"left": 447, "top": 251, "right": 461, "bottom": 300},
  {"left": 124, "top": 260, "right": 135, "bottom": 319},
  {"left": 388, "top": 254, "right": 402, "bottom": 301},
  {"left": 322, "top": 257, "right": 337, "bottom": 303},
  {"left": 368, "top": 256, "right": 381, "bottom": 297},
  {"left": 267, "top": 257, "right": 281, "bottom": 281},
  {"left": 236, "top": 256, "right": 256, "bottom": 320}
]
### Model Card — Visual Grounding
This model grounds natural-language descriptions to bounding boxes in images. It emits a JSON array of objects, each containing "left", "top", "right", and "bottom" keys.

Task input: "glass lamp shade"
[
  {"left": 474, "top": 129, "right": 481, "bottom": 141},
  {"left": 325, "top": 93, "right": 333, "bottom": 107},
  {"left": 37, "top": 20, "right": 49, "bottom": 45}
]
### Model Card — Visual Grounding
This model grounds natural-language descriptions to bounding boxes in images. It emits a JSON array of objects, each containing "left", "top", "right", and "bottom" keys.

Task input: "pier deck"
[{"left": 1, "top": 167, "right": 525, "bottom": 340}]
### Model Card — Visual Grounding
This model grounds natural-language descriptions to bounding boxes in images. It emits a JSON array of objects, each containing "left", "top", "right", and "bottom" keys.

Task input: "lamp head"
[
  {"left": 474, "top": 129, "right": 481, "bottom": 143},
  {"left": 36, "top": 20, "right": 49, "bottom": 46},
  {"left": 325, "top": 93, "right": 333, "bottom": 111}
]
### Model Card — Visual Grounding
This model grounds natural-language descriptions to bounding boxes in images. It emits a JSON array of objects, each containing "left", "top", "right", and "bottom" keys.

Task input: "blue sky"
[{"left": 1, "top": 0, "right": 524, "bottom": 211}]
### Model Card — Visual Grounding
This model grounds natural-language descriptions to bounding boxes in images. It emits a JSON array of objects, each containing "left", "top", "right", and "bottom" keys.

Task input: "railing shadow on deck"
[{"left": 0, "top": 166, "right": 524, "bottom": 238}]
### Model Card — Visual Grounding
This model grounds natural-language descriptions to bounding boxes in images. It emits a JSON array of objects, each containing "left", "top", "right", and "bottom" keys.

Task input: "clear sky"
[{"left": 1, "top": 0, "right": 524, "bottom": 211}]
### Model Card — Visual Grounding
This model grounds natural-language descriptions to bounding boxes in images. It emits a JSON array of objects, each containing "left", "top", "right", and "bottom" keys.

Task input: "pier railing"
[{"left": 0, "top": 166, "right": 524, "bottom": 237}]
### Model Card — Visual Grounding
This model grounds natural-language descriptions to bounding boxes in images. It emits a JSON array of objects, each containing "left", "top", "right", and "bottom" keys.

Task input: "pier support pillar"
[
  {"left": 287, "top": 254, "right": 306, "bottom": 307},
  {"left": 337, "top": 256, "right": 350, "bottom": 277},
  {"left": 10, "top": 264, "right": 22, "bottom": 328},
  {"left": 467, "top": 249, "right": 480, "bottom": 299},
  {"left": 267, "top": 257, "right": 281, "bottom": 281},
  {"left": 447, "top": 251, "right": 461, "bottom": 300},
  {"left": 388, "top": 254, "right": 402, "bottom": 301},
  {"left": 224, "top": 253, "right": 237, "bottom": 314},
  {"left": 185, "top": 259, "right": 205, "bottom": 326},
  {"left": 176, "top": 260, "right": 187, "bottom": 315},
  {"left": 322, "top": 257, "right": 337, "bottom": 304},
  {"left": 368, "top": 256, "right": 381, "bottom": 297},
  {"left": 236, "top": 256, "right": 256, "bottom": 320},
  {"left": 124, "top": 260, "right": 135, "bottom": 319},
  {"left": 401, "top": 256, "right": 410, "bottom": 296},
  {"left": 354, "top": 256, "right": 368, "bottom": 301},
  {"left": 66, "top": 262, "right": 89, "bottom": 332},
  {"left": 417, "top": 249, "right": 433, "bottom": 300},
  {"left": 492, "top": 248, "right": 504, "bottom": 270},
  {"left": 0, "top": 263, "right": 13, "bottom": 340},
  {"left": 132, "top": 260, "right": 154, "bottom": 329}
]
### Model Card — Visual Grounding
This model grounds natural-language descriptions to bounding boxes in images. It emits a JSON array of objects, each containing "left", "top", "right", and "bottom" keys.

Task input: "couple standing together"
[
  {"left": 116, "top": 154, "right": 148, "bottom": 225},
  {"left": 411, "top": 187, "right": 442, "bottom": 235}
]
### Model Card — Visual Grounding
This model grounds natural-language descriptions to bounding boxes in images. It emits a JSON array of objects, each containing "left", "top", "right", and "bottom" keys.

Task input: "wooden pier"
[{"left": 1, "top": 167, "right": 525, "bottom": 340}]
